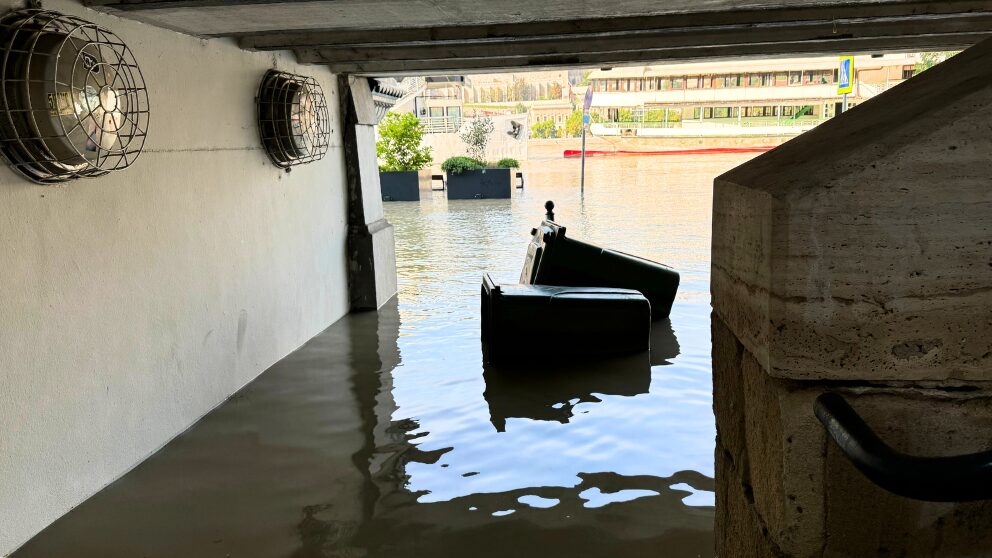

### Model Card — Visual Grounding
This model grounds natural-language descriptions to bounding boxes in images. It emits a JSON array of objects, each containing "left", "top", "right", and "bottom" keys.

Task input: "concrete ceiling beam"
[
  {"left": 85, "top": 0, "right": 320, "bottom": 8},
  {"left": 273, "top": 12, "right": 992, "bottom": 64},
  {"left": 296, "top": 32, "right": 990, "bottom": 75},
  {"left": 83, "top": 0, "right": 992, "bottom": 74},
  {"left": 234, "top": 2, "right": 992, "bottom": 49}
]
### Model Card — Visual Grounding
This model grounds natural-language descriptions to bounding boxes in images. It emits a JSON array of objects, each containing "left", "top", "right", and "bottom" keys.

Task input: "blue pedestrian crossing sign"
[{"left": 837, "top": 56, "right": 854, "bottom": 95}]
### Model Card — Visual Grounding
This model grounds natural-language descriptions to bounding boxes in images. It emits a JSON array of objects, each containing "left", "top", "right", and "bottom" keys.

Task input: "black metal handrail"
[{"left": 814, "top": 392, "right": 992, "bottom": 502}]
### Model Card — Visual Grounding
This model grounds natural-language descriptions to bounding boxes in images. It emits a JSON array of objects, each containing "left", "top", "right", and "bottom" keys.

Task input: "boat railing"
[
  {"left": 599, "top": 118, "right": 827, "bottom": 130},
  {"left": 598, "top": 121, "right": 680, "bottom": 129}
]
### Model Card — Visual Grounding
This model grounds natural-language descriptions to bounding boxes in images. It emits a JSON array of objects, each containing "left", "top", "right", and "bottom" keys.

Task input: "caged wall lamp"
[
  {"left": 0, "top": 9, "right": 149, "bottom": 184},
  {"left": 256, "top": 69, "right": 329, "bottom": 169}
]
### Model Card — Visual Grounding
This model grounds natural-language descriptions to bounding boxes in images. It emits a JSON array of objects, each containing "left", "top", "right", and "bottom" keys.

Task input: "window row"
[
  {"left": 686, "top": 105, "right": 818, "bottom": 119},
  {"left": 591, "top": 70, "right": 836, "bottom": 93}
]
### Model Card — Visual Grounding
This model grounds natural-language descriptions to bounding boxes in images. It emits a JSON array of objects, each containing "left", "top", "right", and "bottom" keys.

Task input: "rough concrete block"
[
  {"left": 823, "top": 390, "right": 992, "bottom": 557},
  {"left": 712, "top": 313, "right": 747, "bottom": 469},
  {"left": 715, "top": 442, "right": 781, "bottom": 558},
  {"left": 714, "top": 314, "right": 826, "bottom": 557},
  {"left": 715, "top": 322, "right": 992, "bottom": 557},
  {"left": 713, "top": 36, "right": 992, "bottom": 383}
]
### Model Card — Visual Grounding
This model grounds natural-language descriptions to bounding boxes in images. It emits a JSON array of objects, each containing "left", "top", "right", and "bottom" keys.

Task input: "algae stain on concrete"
[{"left": 237, "top": 310, "right": 248, "bottom": 352}]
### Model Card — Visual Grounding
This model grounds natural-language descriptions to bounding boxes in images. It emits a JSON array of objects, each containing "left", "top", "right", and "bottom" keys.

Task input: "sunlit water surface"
[
  {"left": 13, "top": 152, "right": 756, "bottom": 558},
  {"left": 381, "top": 152, "right": 756, "bottom": 553}
]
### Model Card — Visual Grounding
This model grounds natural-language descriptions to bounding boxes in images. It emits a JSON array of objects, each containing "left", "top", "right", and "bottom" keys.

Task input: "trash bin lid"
[{"left": 520, "top": 220, "right": 565, "bottom": 284}]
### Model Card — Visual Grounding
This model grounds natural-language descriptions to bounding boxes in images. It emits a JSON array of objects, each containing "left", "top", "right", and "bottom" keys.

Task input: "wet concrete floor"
[{"left": 13, "top": 153, "right": 755, "bottom": 557}]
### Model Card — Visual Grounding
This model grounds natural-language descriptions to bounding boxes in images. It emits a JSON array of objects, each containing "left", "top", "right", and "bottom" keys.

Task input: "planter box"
[
  {"left": 446, "top": 168, "right": 512, "bottom": 199},
  {"left": 380, "top": 170, "right": 420, "bottom": 202}
]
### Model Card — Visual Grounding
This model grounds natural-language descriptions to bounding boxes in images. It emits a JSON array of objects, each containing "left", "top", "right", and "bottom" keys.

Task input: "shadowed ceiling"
[{"left": 84, "top": 0, "right": 992, "bottom": 74}]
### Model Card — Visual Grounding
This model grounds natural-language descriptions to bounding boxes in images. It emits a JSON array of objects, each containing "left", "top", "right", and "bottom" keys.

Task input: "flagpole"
[
  {"left": 580, "top": 86, "right": 593, "bottom": 197},
  {"left": 580, "top": 123, "right": 586, "bottom": 195}
]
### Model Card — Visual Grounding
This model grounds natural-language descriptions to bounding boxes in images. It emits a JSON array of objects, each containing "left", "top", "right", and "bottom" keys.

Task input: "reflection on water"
[
  {"left": 12, "top": 153, "right": 755, "bottom": 558},
  {"left": 483, "top": 352, "right": 653, "bottom": 432},
  {"left": 379, "top": 153, "right": 756, "bottom": 554},
  {"left": 383, "top": 154, "right": 756, "bottom": 522}
]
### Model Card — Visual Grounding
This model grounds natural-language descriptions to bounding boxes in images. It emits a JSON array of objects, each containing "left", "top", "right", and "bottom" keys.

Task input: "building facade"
[{"left": 587, "top": 54, "right": 918, "bottom": 124}]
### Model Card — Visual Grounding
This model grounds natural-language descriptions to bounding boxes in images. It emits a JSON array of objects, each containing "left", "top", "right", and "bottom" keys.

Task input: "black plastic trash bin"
[
  {"left": 520, "top": 219, "right": 680, "bottom": 320},
  {"left": 481, "top": 273, "right": 650, "bottom": 362}
]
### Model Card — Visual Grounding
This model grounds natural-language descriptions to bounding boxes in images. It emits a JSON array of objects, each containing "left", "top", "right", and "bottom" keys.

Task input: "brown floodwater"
[{"left": 13, "top": 152, "right": 757, "bottom": 558}]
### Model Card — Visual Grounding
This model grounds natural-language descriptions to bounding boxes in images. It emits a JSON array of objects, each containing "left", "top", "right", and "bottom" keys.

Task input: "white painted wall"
[
  {"left": 0, "top": 2, "right": 350, "bottom": 554},
  {"left": 421, "top": 114, "right": 529, "bottom": 164}
]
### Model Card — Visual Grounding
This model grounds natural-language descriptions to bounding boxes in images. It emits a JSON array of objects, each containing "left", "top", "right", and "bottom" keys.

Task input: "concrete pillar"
[
  {"left": 339, "top": 76, "right": 398, "bottom": 311},
  {"left": 712, "top": 37, "right": 992, "bottom": 557}
]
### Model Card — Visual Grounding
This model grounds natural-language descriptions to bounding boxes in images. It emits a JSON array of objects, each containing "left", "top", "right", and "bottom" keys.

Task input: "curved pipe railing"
[{"left": 814, "top": 392, "right": 992, "bottom": 502}]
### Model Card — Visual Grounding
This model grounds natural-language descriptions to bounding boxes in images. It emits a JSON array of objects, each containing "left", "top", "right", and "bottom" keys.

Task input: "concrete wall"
[
  {"left": 421, "top": 114, "right": 529, "bottom": 166},
  {"left": 712, "top": 37, "right": 992, "bottom": 557},
  {"left": 0, "top": 2, "right": 350, "bottom": 554}
]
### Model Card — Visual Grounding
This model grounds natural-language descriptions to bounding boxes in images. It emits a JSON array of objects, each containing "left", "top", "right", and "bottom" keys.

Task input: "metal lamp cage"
[
  {"left": 0, "top": 9, "right": 149, "bottom": 184},
  {"left": 257, "top": 69, "right": 329, "bottom": 169}
]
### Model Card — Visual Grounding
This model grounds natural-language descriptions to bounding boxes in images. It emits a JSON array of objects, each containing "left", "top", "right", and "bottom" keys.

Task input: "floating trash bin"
[
  {"left": 481, "top": 273, "right": 650, "bottom": 362},
  {"left": 520, "top": 201, "right": 680, "bottom": 320}
]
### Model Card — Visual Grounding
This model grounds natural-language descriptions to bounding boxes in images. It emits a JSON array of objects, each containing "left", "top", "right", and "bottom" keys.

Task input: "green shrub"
[
  {"left": 441, "top": 156, "right": 486, "bottom": 175},
  {"left": 495, "top": 158, "right": 519, "bottom": 168},
  {"left": 644, "top": 108, "right": 682, "bottom": 123},
  {"left": 376, "top": 112, "right": 433, "bottom": 172},
  {"left": 530, "top": 119, "right": 558, "bottom": 139}
]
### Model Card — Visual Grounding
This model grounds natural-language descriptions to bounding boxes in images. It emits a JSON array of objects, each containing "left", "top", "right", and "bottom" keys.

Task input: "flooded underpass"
[{"left": 14, "top": 152, "right": 758, "bottom": 558}]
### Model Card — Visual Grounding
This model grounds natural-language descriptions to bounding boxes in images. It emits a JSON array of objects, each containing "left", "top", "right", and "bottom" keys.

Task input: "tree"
[
  {"left": 564, "top": 110, "right": 583, "bottom": 138},
  {"left": 459, "top": 117, "right": 495, "bottom": 161},
  {"left": 509, "top": 78, "right": 536, "bottom": 102},
  {"left": 530, "top": 119, "right": 558, "bottom": 139},
  {"left": 563, "top": 109, "right": 602, "bottom": 137},
  {"left": 548, "top": 82, "right": 563, "bottom": 99},
  {"left": 375, "top": 112, "right": 433, "bottom": 172},
  {"left": 513, "top": 102, "right": 528, "bottom": 114},
  {"left": 914, "top": 51, "right": 959, "bottom": 75}
]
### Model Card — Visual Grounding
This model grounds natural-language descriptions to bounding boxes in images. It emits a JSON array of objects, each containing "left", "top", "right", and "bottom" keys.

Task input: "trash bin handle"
[
  {"left": 814, "top": 392, "right": 992, "bottom": 502},
  {"left": 549, "top": 290, "right": 639, "bottom": 297}
]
